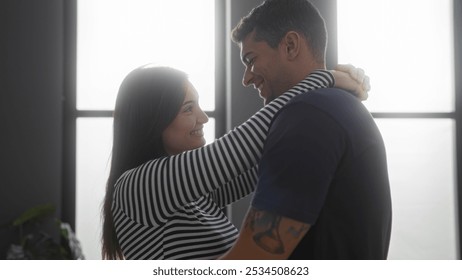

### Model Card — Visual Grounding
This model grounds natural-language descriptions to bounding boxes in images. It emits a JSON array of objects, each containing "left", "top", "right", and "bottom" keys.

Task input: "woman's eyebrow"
[{"left": 182, "top": 100, "right": 195, "bottom": 107}]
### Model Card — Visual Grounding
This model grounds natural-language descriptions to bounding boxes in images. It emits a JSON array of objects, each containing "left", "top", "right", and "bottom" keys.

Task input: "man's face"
[{"left": 240, "top": 31, "right": 290, "bottom": 105}]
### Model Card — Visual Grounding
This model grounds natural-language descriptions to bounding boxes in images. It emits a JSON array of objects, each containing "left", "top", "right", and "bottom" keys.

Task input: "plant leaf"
[{"left": 12, "top": 204, "right": 56, "bottom": 227}]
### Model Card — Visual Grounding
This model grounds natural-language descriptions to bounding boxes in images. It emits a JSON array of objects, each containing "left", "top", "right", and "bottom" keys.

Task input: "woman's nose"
[{"left": 198, "top": 108, "right": 209, "bottom": 124}]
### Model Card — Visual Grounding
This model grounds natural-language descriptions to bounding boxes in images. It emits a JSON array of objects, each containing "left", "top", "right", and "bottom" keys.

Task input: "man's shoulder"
[
  {"left": 273, "top": 88, "right": 350, "bottom": 124},
  {"left": 289, "top": 87, "right": 356, "bottom": 108},
  {"left": 280, "top": 87, "right": 370, "bottom": 126}
]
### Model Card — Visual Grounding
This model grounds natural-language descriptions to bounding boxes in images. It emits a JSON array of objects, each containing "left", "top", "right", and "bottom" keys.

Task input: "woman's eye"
[{"left": 183, "top": 106, "right": 193, "bottom": 113}]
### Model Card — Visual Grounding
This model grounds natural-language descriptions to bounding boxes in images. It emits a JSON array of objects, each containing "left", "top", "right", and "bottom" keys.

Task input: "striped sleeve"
[
  {"left": 210, "top": 167, "right": 258, "bottom": 208},
  {"left": 113, "top": 70, "right": 334, "bottom": 226}
]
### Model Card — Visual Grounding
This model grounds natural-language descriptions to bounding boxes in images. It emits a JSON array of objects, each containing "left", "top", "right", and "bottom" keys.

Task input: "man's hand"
[{"left": 331, "top": 64, "right": 371, "bottom": 101}]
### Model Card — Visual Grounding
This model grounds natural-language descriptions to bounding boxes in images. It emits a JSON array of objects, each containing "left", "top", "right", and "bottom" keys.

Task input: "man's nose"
[{"left": 242, "top": 67, "right": 253, "bottom": 87}]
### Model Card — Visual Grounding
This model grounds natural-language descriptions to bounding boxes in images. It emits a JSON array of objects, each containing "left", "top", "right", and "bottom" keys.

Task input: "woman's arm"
[
  {"left": 113, "top": 69, "right": 362, "bottom": 227},
  {"left": 113, "top": 70, "right": 335, "bottom": 226},
  {"left": 210, "top": 167, "right": 258, "bottom": 208}
]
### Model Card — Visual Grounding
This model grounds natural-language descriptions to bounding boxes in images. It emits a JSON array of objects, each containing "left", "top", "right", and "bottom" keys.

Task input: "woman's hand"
[{"left": 331, "top": 64, "right": 371, "bottom": 101}]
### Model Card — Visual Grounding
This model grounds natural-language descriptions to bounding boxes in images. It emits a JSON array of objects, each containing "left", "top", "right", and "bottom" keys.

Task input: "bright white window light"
[
  {"left": 338, "top": 0, "right": 454, "bottom": 113},
  {"left": 77, "top": 0, "right": 215, "bottom": 111},
  {"left": 338, "top": 0, "right": 457, "bottom": 259}
]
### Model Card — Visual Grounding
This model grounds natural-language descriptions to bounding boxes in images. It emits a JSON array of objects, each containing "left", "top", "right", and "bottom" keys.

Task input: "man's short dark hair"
[{"left": 231, "top": 0, "right": 327, "bottom": 63}]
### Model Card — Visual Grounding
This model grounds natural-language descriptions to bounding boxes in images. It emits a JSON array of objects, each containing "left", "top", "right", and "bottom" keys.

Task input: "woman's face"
[{"left": 162, "top": 81, "right": 209, "bottom": 155}]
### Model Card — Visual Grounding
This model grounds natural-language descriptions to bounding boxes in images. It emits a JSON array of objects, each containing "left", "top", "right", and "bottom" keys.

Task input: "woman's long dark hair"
[{"left": 102, "top": 66, "right": 188, "bottom": 259}]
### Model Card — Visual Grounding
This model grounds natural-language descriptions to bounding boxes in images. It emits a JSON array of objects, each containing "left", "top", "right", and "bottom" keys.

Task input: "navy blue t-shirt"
[{"left": 252, "top": 88, "right": 392, "bottom": 259}]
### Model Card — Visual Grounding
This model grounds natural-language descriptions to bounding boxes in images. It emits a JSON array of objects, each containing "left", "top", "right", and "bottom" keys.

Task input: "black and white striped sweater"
[{"left": 112, "top": 70, "right": 334, "bottom": 259}]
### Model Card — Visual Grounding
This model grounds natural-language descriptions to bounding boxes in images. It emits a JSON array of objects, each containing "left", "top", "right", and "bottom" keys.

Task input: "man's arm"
[{"left": 220, "top": 207, "right": 310, "bottom": 259}]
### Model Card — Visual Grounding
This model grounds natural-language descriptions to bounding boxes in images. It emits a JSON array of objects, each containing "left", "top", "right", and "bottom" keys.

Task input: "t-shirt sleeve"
[{"left": 251, "top": 100, "right": 346, "bottom": 225}]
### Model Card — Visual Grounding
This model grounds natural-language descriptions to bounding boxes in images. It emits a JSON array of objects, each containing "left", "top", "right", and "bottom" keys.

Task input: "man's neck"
[{"left": 292, "top": 61, "right": 326, "bottom": 87}]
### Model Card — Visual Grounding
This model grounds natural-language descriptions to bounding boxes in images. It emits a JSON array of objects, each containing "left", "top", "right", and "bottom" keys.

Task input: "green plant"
[{"left": 3, "top": 204, "right": 85, "bottom": 260}]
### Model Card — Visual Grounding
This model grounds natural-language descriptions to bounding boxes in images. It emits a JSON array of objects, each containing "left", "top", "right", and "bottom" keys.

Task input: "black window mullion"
[
  {"left": 214, "top": 0, "right": 227, "bottom": 138},
  {"left": 454, "top": 0, "right": 462, "bottom": 260},
  {"left": 63, "top": 0, "right": 77, "bottom": 229},
  {"left": 371, "top": 112, "right": 456, "bottom": 119}
]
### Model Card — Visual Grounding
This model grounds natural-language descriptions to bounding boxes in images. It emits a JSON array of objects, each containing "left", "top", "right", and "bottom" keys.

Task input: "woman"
[{"left": 102, "top": 64, "right": 368, "bottom": 260}]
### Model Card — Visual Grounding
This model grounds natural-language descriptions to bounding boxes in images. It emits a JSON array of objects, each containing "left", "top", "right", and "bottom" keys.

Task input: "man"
[{"left": 221, "top": 0, "right": 392, "bottom": 259}]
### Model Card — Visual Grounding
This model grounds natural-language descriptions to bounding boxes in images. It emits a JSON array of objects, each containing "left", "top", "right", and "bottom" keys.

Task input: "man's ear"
[{"left": 281, "top": 31, "right": 302, "bottom": 60}]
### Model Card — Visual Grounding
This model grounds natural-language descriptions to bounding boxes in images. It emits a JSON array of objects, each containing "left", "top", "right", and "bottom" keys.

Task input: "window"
[
  {"left": 338, "top": 0, "right": 458, "bottom": 259},
  {"left": 75, "top": 0, "right": 217, "bottom": 259}
]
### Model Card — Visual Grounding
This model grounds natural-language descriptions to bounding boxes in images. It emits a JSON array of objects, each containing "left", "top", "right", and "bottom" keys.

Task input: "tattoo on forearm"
[
  {"left": 245, "top": 208, "right": 310, "bottom": 255},
  {"left": 246, "top": 208, "right": 285, "bottom": 254},
  {"left": 287, "top": 224, "right": 310, "bottom": 238}
]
